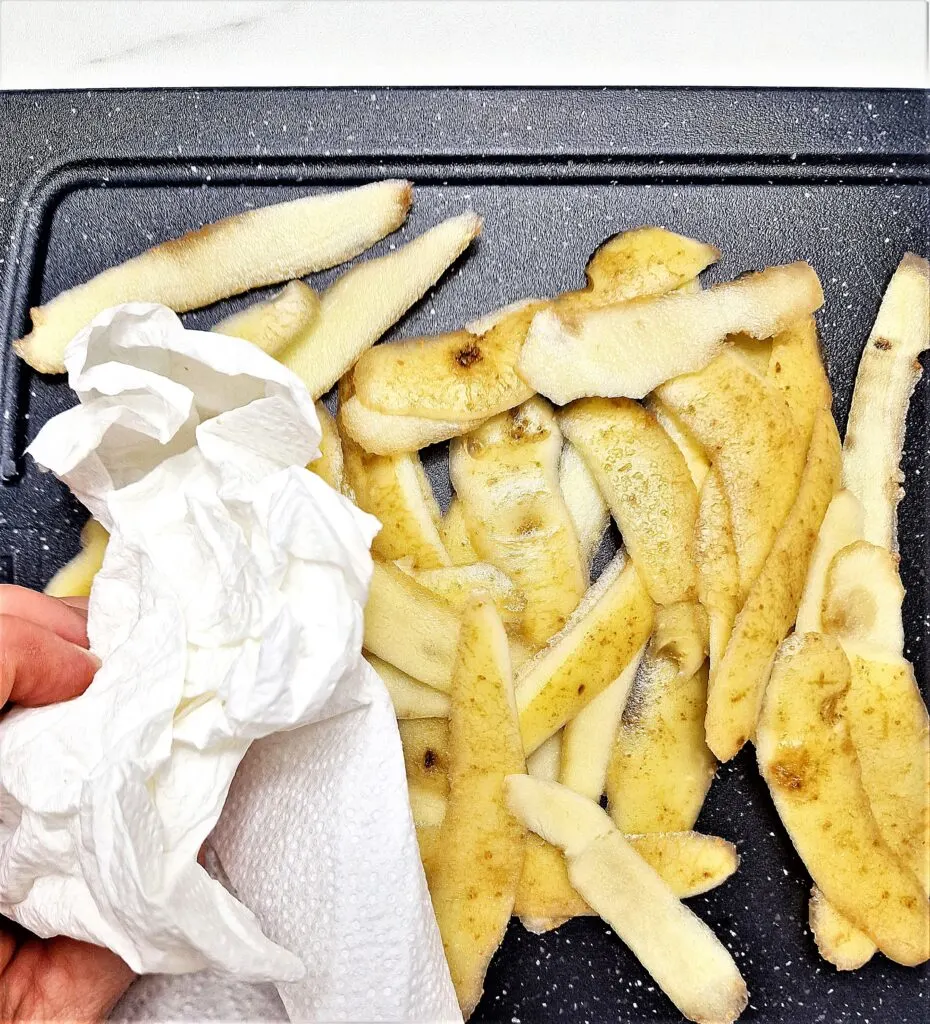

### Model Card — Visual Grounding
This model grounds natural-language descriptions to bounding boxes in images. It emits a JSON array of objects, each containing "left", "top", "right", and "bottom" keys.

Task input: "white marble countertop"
[{"left": 1, "top": 0, "right": 927, "bottom": 90}]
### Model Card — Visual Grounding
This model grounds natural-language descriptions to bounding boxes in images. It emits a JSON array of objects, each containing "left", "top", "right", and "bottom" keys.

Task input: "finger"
[
  {"left": 0, "top": 616, "right": 99, "bottom": 707},
  {"left": 59, "top": 596, "right": 90, "bottom": 616},
  {"left": 0, "top": 586, "right": 90, "bottom": 648},
  {"left": 0, "top": 935, "right": 134, "bottom": 1023}
]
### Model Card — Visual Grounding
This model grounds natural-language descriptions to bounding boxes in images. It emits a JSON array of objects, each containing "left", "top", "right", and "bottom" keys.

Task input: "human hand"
[{"left": 0, "top": 585, "right": 135, "bottom": 1022}]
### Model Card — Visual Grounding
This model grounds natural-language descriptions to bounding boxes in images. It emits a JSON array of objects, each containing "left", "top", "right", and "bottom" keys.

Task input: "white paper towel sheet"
[
  {"left": 8, "top": 303, "right": 458, "bottom": 1022},
  {"left": 113, "top": 663, "right": 459, "bottom": 1022}
]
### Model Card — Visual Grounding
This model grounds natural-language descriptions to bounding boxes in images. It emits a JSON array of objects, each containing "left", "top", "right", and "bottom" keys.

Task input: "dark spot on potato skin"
[
  {"left": 455, "top": 343, "right": 483, "bottom": 369},
  {"left": 423, "top": 749, "right": 437, "bottom": 770},
  {"left": 873, "top": 337, "right": 892, "bottom": 351}
]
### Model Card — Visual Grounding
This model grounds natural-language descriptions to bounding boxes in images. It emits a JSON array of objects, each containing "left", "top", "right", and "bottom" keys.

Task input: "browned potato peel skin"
[
  {"left": 706, "top": 409, "right": 841, "bottom": 761},
  {"left": 757, "top": 633, "right": 929, "bottom": 967}
]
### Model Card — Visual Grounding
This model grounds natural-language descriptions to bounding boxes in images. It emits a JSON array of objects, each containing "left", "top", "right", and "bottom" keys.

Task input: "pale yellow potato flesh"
[
  {"left": 845, "top": 654, "right": 930, "bottom": 891},
  {"left": 363, "top": 561, "right": 461, "bottom": 692},
  {"left": 307, "top": 401, "right": 345, "bottom": 493},
  {"left": 505, "top": 776, "right": 748, "bottom": 1024},
  {"left": 16, "top": 180, "right": 413, "bottom": 374},
  {"left": 526, "top": 731, "right": 562, "bottom": 781},
  {"left": 44, "top": 519, "right": 109, "bottom": 598},
  {"left": 509, "top": 637, "right": 537, "bottom": 672},
  {"left": 354, "top": 303, "right": 540, "bottom": 422},
  {"left": 559, "top": 643, "right": 646, "bottom": 801},
  {"left": 651, "top": 600, "right": 709, "bottom": 682},
  {"left": 556, "top": 226, "right": 719, "bottom": 313},
  {"left": 767, "top": 315, "right": 833, "bottom": 447},
  {"left": 450, "top": 398, "right": 587, "bottom": 646},
  {"left": 558, "top": 441, "right": 609, "bottom": 573},
  {"left": 607, "top": 658, "right": 716, "bottom": 834},
  {"left": 213, "top": 279, "right": 321, "bottom": 357},
  {"left": 646, "top": 396, "right": 710, "bottom": 491},
  {"left": 756, "top": 633, "right": 930, "bottom": 967},
  {"left": 795, "top": 490, "right": 865, "bottom": 634},
  {"left": 399, "top": 718, "right": 450, "bottom": 802},
  {"left": 821, "top": 541, "right": 905, "bottom": 656},
  {"left": 280, "top": 211, "right": 481, "bottom": 399},
  {"left": 706, "top": 409, "right": 841, "bottom": 761},
  {"left": 520, "top": 261, "right": 824, "bottom": 405},
  {"left": 341, "top": 431, "right": 449, "bottom": 568},
  {"left": 398, "top": 562, "right": 526, "bottom": 630},
  {"left": 515, "top": 554, "right": 654, "bottom": 755},
  {"left": 409, "top": 786, "right": 447, "bottom": 828},
  {"left": 429, "top": 603, "right": 526, "bottom": 1020},
  {"left": 514, "top": 829, "right": 739, "bottom": 923},
  {"left": 354, "top": 226, "right": 717, "bottom": 423},
  {"left": 694, "top": 468, "right": 741, "bottom": 672},
  {"left": 658, "top": 350, "right": 806, "bottom": 597},
  {"left": 808, "top": 887, "right": 878, "bottom": 971},
  {"left": 439, "top": 498, "right": 480, "bottom": 567},
  {"left": 560, "top": 397, "right": 699, "bottom": 607},
  {"left": 339, "top": 392, "right": 487, "bottom": 455},
  {"left": 842, "top": 253, "right": 930, "bottom": 551},
  {"left": 366, "top": 653, "right": 450, "bottom": 719}
]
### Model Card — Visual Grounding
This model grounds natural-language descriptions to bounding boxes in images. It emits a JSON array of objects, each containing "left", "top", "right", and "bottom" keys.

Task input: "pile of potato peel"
[{"left": 26, "top": 183, "right": 929, "bottom": 1024}]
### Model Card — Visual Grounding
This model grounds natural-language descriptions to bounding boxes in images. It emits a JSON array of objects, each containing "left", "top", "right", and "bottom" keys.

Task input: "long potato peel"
[
  {"left": 756, "top": 633, "right": 929, "bottom": 967},
  {"left": 607, "top": 657, "right": 716, "bottom": 833},
  {"left": 706, "top": 408, "right": 841, "bottom": 761},
  {"left": 515, "top": 554, "right": 654, "bottom": 755},
  {"left": 450, "top": 398, "right": 587, "bottom": 646},
  {"left": 559, "top": 643, "right": 646, "bottom": 801},
  {"left": 341, "top": 432, "right": 449, "bottom": 568},
  {"left": 842, "top": 253, "right": 930, "bottom": 551},
  {"left": 363, "top": 561, "right": 461, "bottom": 692},
  {"left": 366, "top": 653, "right": 450, "bottom": 719},
  {"left": 695, "top": 469, "right": 741, "bottom": 670},
  {"left": 354, "top": 226, "right": 718, "bottom": 423},
  {"left": 16, "top": 180, "right": 413, "bottom": 374},
  {"left": 515, "top": 830, "right": 739, "bottom": 922},
  {"left": 520, "top": 261, "right": 824, "bottom": 405},
  {"left": 767, "top": 315, "right": 832, "bottom": 447},
  {"left": 281, "top": 211, "right": 481, "bottom": 399},
  {"left": 658, "top": 350, "right": 806, "bottom": 596},
  {"left": 560, "top": 397, "right": 699, "bottom": 607},
  {"left": 506, "top": 776, "right": 748, "bottom": 1024},
  {"left": 429, "top": 603, "right": 526, "bottom": 1019},
  {"left": 213, "top": 279, "right": 320, "bottom": 357}
]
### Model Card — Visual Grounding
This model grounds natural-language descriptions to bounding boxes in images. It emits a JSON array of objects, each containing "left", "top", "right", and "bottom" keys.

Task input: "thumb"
[{"left": 0, "top": 615, "right": 100, "bottom": 707}]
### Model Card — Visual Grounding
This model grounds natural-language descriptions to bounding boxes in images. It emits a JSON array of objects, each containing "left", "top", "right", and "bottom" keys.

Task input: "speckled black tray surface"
[{"left": 0, "top": 88, "right": 927, "bottom": 1023}]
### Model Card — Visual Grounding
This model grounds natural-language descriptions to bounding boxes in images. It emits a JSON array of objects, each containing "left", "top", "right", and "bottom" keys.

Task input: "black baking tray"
[{"left": 0, "top": 88, "right": 927, "bottom": 1024}]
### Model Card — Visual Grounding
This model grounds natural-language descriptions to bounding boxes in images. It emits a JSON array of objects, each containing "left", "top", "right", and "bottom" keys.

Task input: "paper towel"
[{"left": 5, "top": 304, "right": 459, "bottom": 1021}]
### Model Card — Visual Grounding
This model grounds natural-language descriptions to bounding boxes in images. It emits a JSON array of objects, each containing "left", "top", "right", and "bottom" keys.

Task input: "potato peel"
[
  {"left": 515, "top": 554, "right": 654, "bottom": 755},
  {"left": 281, "top": 211, "right": 481, "bottom": 399},
  {"left": 561, "top": 397, "right": 699, "bottom": 607},
  {"left": 842, "top": 253, "right": 930, "bottom": 551},
  {"left": 706, "top": 408, "right": 841, "bottom": 762},
  {"left": 505, "top": 776, "right": 748, "bottom": 1024},
  {"left": 16, "top": 180, "right": 413, "bottom": 374},
  {"left": 429, "top": 603, "right": 526, "bottom": 1019},
  {"left": 757, "top": 633, "right": 929, "bottom": 967},
  {"left": 520, "top": 261, "right": 824, "bottom": 405},
  {"left": 451, "top": 398, "right": 587, "bottom": 646}
]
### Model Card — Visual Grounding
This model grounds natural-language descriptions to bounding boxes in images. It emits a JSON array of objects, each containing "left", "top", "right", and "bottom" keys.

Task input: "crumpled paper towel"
[{"left": 5, "top": 304, "right": 459, "bottom": 1022}]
